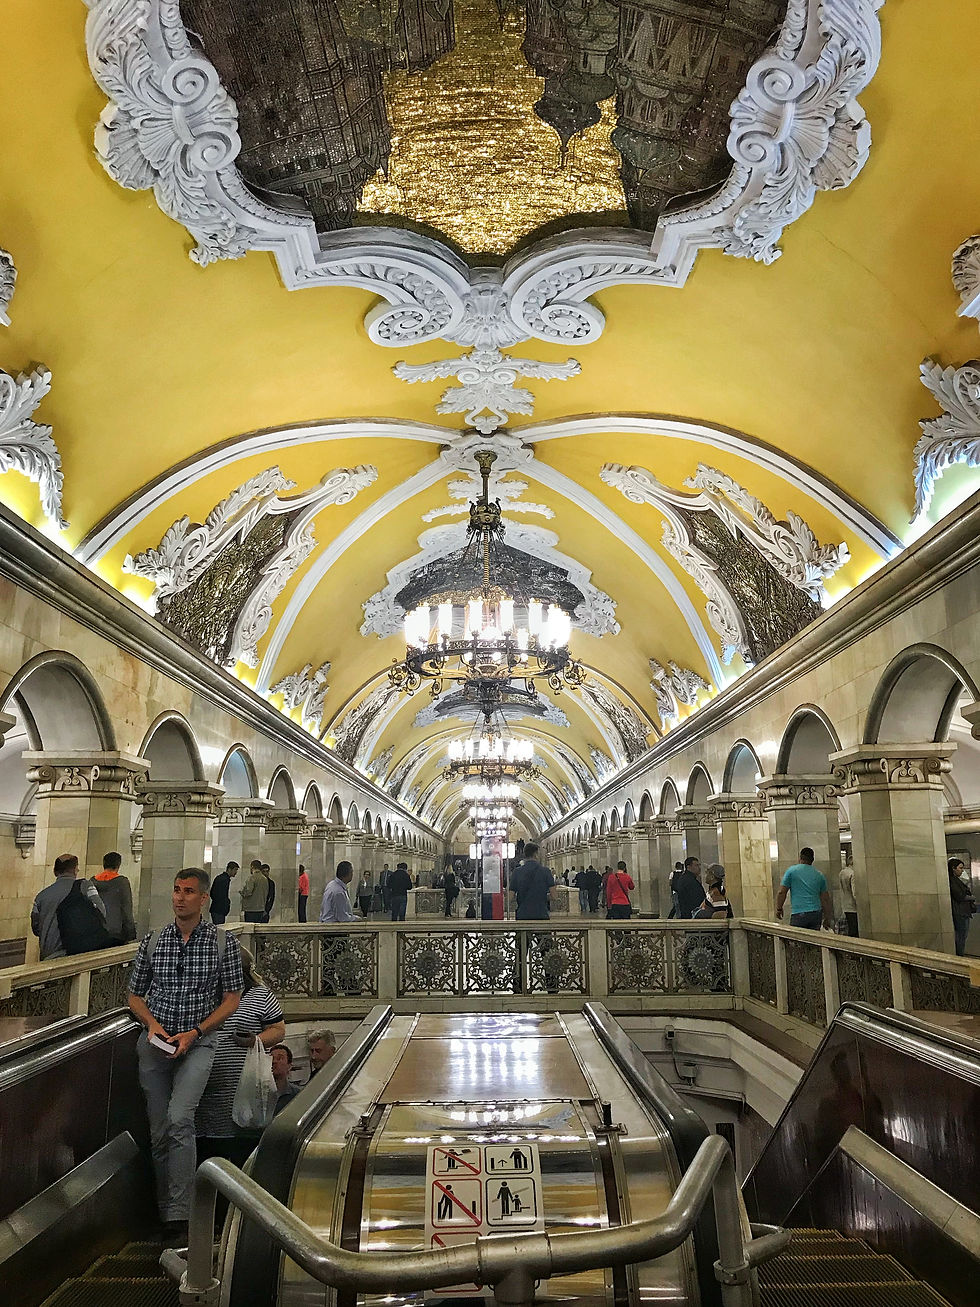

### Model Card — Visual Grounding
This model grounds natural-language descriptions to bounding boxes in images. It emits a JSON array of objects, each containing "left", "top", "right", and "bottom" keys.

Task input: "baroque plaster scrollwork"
[
  {"left": 0, "top": 367, "right": 68, "bottom": 529},
  {"left": 576, "top": 680, "right": 651, "bottom": 764},
  {"left": 589, "top": 748, "right": 616, "bottom": 782},
  {"left": 124, "top": 464, "right": 376, "bottom": 665},
  {"left": 392, "top": 348, "right": 580, "bottom": 435},
  {"left": 270, "top": 661, "right": 332, "bottom": 736},
  {"left": 914, "top": 359, "right": 980, "bottom": 519},
  {"left": 648, "top": 659, "right": 713, "bottom": 728},
  {"left": 84, "top": 0, "right": 884, "bottom": 350},
  {"left": 601, "top": 461, "right": 847, "bottom": 663},
  {"left": 952, "top": 235, "right": 980, "bottom": 324},
  {"left": 0, "top": 248, "right": 16, "bottom": 326},
  {"left": 329, "top": 683, "right": 400, "bottom": 767}
]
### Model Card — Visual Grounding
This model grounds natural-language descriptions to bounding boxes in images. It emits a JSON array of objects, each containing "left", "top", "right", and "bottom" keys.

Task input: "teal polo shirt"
[{"left": 780, "top": 863, "right": 827, "bottom": 914}]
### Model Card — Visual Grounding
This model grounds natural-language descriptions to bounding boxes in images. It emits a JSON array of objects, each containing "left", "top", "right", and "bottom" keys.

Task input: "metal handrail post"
[{"left": 709, "top": 1147, "right": 756, "bottom": 1307}]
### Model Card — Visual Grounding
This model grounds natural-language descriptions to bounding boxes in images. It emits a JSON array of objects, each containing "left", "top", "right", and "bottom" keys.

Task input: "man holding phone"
[{"left": 128, "top": 868, "right": 243, "bottom": 1245}]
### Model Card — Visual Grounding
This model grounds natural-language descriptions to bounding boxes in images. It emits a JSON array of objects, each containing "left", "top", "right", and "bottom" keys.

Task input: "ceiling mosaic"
[{"left": 182, "top": 0, "right": 786, "bottom": 254}]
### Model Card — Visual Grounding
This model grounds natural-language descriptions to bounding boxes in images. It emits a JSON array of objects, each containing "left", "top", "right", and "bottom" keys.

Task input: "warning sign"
[{"left": 424, "top": 1141, "right": 544, "bottom": 1296}]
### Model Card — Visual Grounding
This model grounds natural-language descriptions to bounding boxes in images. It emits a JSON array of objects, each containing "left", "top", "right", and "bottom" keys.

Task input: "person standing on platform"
[
  {"left": 379, "top": 863, "right": 392, "bottom": 914},
  {"left": 94, "top": 851, "right": 137, "bottom": 942},
  {"left": 262, "top": 862, "right": 276, "bottom": 922},
  {"left": 574, "top": 867, "right": 589, "bottom": 915},
  {"left": 605, "top": 861, "right": 634, "bottom": 920},
  {"left": 388, "top": 861, "right": 413, "bottom": 921},
  {"left": 356, "top": 872, "right": 374, "bottom": 917},
  {"left": 128, "top": 868, "right": 243, "bottom": 1247},
  {"left": 209, "top": 861, "right": 237, "bottom": 926},
  {"left": 510, "top": 844, "right": 555, "bottom": 921},
  {"left": 585, "top": 865, "right": 601, "bottom": 913},
  {"left": 239, "top": 860, "right": 270, "bottom": 924},
  {"left": 31, "top": 853, "right": 108, "bottom": 960},
  {"left": 839, "top": 857, "right": 859, "bottom": 937},
  {"left": 297, "top": 864, "right": 310, "bottom": 923},
  {"left": 775, "top": 847, "right": 833, "bottom": 930},
  {"left": 320, "top": 862, "right": 356, "bottom": 922},
  {"left": 674, "top": 857, "right": 706, "bottom": 920},
  {"left": 949, "top": 857, "right": 975, "bottom": 956},
  {"left": 443, "top": 868, "right": 459, "bottom": 918}
]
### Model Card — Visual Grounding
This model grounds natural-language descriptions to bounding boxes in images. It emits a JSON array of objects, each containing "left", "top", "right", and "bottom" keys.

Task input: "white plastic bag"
[{"left": 232, "top": 1036, "right": 278, "bottom": 1129}]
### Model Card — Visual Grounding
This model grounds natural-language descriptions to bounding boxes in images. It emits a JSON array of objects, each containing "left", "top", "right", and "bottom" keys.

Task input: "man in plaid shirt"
[{"left": 129, "top": 868, "right": 243, "bottom": 1244}]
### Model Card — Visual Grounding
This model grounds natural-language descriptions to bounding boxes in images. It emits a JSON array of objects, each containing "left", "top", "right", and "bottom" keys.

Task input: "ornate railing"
[
  {"left": 736, "top": 921, "right": 980, "bottom": 1039},
  {"left": 3, "top": 920, "right": 978, "bottom": 1033}
]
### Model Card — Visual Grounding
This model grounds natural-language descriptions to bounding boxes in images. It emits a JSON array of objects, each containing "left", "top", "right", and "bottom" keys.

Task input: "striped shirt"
[{"left": 196, "top": 984, "right": 284, "bottom": 1137}]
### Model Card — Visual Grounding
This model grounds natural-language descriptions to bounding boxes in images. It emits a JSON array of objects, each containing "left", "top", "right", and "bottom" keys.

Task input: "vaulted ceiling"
[{"left": 2, "top": 0, "right": 979, "bottom": 839}]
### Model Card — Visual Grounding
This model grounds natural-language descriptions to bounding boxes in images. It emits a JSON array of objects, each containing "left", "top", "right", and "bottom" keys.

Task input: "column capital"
[
  {"left": 216, "top": 795, "right": 275, "bottom": 825},
  {"left": 631, "top": 820, "right": 657, "bottom": 837},
  {"left": 674, "top": 804, "right": 715, "bottom": 828},
  {"left": 24, "top": 750, "right": 149, "bottom": 799},
  {"left": 263, "top": 807, "right": 308, "bottom": 834},
  {"left": 709, "top": 792, "right": 766, "bottom": 821},
  {"left": 139, "top": 780, "right": 224, "bottom": 818},
  {"left": 830, "top": 744, "right": 954, "bottom": 792},
  {"left": 961, "top": 701, "right": 980, "bottom": 738},
  {"left": 759, "top": 773, "right": 839, "bottom": 809},
  {"left": 306, "top": 819, "right": 332, "bottom": 837},
  {"left": 325, "top": 823, "right": 350, "bottom": 843},
  {"left": 651, "top": 815, "right": 684, "bottom": 835}
]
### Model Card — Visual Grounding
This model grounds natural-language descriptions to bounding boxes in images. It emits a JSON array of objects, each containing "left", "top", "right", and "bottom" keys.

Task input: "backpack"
[{"left": 57, "top": 880, "right": 117, "bottom": 955}]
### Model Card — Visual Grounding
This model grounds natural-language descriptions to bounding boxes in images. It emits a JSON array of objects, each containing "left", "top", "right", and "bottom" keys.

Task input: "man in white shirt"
[{"left": 319, "top": 861, "right": 356, "bottom": 922}]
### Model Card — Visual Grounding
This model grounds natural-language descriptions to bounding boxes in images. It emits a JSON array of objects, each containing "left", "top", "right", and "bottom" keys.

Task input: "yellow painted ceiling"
[{"left": 2, "top": 0, "right": 979, "bottom": 832}]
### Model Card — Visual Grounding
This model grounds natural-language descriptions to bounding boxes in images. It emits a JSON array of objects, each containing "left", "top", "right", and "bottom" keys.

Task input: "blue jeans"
[
  {"left": 578, "top": 888, "right": 589, "bottom": 913},
  {"left": 390, "top": 894, "right": 408, "bottom": 922},
  {"left": 954, "top": 914, "right": 971, "bottom": 956},
  {"left": 791, "top": 910, "right": 823, "bottom": 930},
  {"left": 137, "top": 1031, "right": 216, "bottom": 1222}
]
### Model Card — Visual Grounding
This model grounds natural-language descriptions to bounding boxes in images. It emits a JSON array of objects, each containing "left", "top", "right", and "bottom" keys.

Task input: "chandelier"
[
  {"left": 389, "top": 449, "right": 585, "bottom": 709},
  {"left": 462, "top": 780, "right": 521, "bottom": 802},
  {"left": 469, "top": 805, "right": 514, "bottom": 820}
]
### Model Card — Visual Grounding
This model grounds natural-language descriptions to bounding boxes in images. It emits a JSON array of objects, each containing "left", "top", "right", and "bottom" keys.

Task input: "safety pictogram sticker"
[
  {"left": 431, "top": 1178, "right": 483, "bottom": 1227},
  {"left": 485, "top": 1176, "right": 537, "bottom": 1226}
]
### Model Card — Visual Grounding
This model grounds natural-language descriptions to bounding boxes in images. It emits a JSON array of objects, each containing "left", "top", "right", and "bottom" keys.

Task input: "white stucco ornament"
[
  {"left": 0, "top": 366, "right": 68, "bottom": 528},
  {"left": 649, "top": 659, "right": 713, "bottom": 728},
  {"left": 914, "top": 359, "right": 980, "bottom": 519},
  {"left": 0, "top": 248, "right": 16, "bottom": 326},
  {"left": 270, "top": 660, "right": 331, "bottom": 735}
]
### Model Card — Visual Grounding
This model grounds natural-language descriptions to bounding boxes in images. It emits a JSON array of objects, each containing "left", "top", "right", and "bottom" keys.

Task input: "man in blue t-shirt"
[{"left": 775, "top": 847, "right": 833, "bottom": 930}]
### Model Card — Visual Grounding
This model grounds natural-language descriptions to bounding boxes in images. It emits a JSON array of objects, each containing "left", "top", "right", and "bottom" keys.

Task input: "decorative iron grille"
[
  {"left": 784, "top": 938, "right": 825, "bottom": 1026},
  {"left": 399, "top": 931, "right": 461, "bottom": 995},
  {"left": 253, "top": 931, "right": 317, "bottom": 998},
  {"left": 321, "top": 932, "right": 378, "bottom": 998},
  {"left": 746, "top": 930, "right": 777, "bottom": 1006}
]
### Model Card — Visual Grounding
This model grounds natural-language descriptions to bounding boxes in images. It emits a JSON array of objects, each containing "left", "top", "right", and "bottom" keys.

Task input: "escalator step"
[
  {"left": 785, "top": 1238, "right": 870, "bottom": 1256},
  {"left": 41, "top": 1277, "right": 179, "bottom": 1306},
  {"left": 788, "top": 1228, "right": 853, "bottom": 1238},
  {"left": 121, "top": 1242, "right": 167, "bottom": 1256},
  {"left": 761, "top": 1254, "right": 910, "bottom": 1285},
  {"left": 85, "top": 1253, "right": 167, "bottom": 1278},
  {"left": 760, "top": 1285, "right": 950, "bottom": 1307}
]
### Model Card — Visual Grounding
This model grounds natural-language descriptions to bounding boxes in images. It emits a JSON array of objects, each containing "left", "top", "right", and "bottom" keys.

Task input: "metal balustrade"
[{"left": 2, "top": 919, "right": 979, "bottom": 1037}]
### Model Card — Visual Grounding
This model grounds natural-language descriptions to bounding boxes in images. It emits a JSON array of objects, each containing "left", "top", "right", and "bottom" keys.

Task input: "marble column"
[
  {"left": 652, "top": 816, "right": 685, "bottom": 896},
  {"left": 263, "top": 808, "right": 307, "bottom": 921},
  {"left": 831, "top": 744, "right": 955, "bottom": 952},
  {"left": 300, "top": 819, "right": 333, "bottom": 915},
  {"left": 211, "top": 797, "right": 275, "bottom": 911},
  {"left": 759, "top": 774, "right": 842, "bottom": 908},
  {"left": 137, "top": 781, "right": 224, "bottom": 931},
  {"left": 629, "top": 821, "right": 658, "bottom": 914},
  {"left": 710, "top": 793, "right": 772, "bottom": 920},
  {"left": 675, "top": 805, "right": 719, "bottom": 867},
  {"left": 24, "top": 751, "right": 148, "bottom": 960}
]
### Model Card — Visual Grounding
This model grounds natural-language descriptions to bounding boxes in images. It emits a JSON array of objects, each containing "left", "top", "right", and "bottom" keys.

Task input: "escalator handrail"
[
  {"left": 226, "top": 1003, "right": 393, "bottom": 1305},
  {"left": 167, "top": 1135, "right": 789, "bottom": 1307},
  {"left": 742, "top": 1001, "right": 980, "bottom": 1198},
  {"left": 583, "top": 1001, "right": 722, "bottom": 1306},
  {"left": 0, "top": 1007, "right": 138, "bottom": 1091}
]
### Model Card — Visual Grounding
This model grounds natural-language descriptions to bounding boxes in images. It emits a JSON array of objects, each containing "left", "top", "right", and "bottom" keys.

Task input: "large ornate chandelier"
[
  {"left": 462, "top": 780, "right": 521, "bottom": 802},
  {"left": 389, "top": 449, "right": 585, "bottom": 708}
]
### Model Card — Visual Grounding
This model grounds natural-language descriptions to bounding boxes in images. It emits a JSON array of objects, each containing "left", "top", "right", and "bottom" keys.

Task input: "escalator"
[{"left": 4, "top": 1001, "right": 976, "bottom": 1307}]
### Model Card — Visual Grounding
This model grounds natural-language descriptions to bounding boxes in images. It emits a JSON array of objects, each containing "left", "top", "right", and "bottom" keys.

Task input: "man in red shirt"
[
  {"left": 605, "top": 860, "right": 635, "bottom": 920},
  {"left": 297, "top": 864, "right": 310, "bottom": 923}
]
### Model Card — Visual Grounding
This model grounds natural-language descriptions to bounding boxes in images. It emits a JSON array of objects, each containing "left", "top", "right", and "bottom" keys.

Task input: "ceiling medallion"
[
  {"left": 388, "top": 449, "right": 586, "bottom": 709},
  {"left": 85, "top": 0, "right": 885, "bottom": 348}
]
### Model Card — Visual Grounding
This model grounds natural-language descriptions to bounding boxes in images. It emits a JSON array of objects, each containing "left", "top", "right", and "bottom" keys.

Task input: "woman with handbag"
[{"left": 196, "top": 946, "right": 285, "bottom": 1168}]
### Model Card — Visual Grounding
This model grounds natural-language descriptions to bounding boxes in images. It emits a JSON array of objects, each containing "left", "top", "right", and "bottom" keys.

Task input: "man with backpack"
[
  {"left": 605, "top": 860, "right": 635, "bottom": 919},
  {"left": 31, "top": 853, "right": 111, "bottom": 959},
  {"left": 128, "top": 867, "right": 244, "bottom": 1246}
]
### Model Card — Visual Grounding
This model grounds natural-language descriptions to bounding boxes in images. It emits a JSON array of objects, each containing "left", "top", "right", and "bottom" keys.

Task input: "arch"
[
  {"left": 302, "top": 781, "right": 323, "bottom": 818},
  {"left": 140, "top": 712, "right": 204, "bottom": 783},
  {"left": 776, "top": 706, "right": 842, "bottom": 774},
  {"left": 375, "top": 815, "right": 383, "bottom": 837},
  {"left": 589, "top": 818, "right": 598, "bottom": 839},
  {"left": 218, "top": 745, "right": 259, "bottom": 798},
  {"left": 268, "top": 766, "right": 297, "bottom": 809},
  {"left": 0, "top": 651, "right": 116, "bottom": 751},
  {"left": 722, "top": 740, "right": 763, "bottom": 794},
  {"left": 347, "top": 801, "right": 359, "bottom": 828},
  {"left": 659, "top": 779, "right": 681, "bottom": 815},
  {"left": 599, "top": 813, "right": 608, "bottom": 835},
  {"left": 361, "top": 808, "right": 373, "bottom": 833},
  {"left": 328, "top": 794, "right": 344, "bottom": 826},
  {"left": 685, "top": 763, "right": 713, "bottom": 806},
  {"left": 638, "top": 791, "right": 654, "bottom": 821},
  {"left": 864, "top": 644, "right": 980, "bottom": 745},
  {"left": 609, "top": 808, "right": 620, "bottom": 831},
  {"left": 385, "top": 820, "right": 392, "bottom": 840},
  {"left": 622, "top": 798, "right": 636, "bottom": 826}
]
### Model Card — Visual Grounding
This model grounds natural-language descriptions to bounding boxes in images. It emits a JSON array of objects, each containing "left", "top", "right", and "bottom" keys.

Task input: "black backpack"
[{"left": 57, "top": 880, "right": 117, "bottom": 954}]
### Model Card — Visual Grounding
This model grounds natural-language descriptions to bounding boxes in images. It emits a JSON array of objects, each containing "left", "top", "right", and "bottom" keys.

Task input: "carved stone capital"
[
  {"left": 674, "top": 805, "right": 717, "bottom": 829},
  {"left": 14, "top": 815, "right": 35, "bottom": 857},
  {"left": 830, "top": 745, "right": 955, "bottom": 792},
  {"left": 263, "top": 807, "right": 308, "bottom": 834},
  {"left": 139, "top": 781, "right": 224, "bottom": 818},
  {"left": 758, "top": 773, "right": 839, "bottom": 809},
  {"left": 651, "top": 817, "right": 684, "bottom": 837},
  {"left": 24, "top": 751, "right": 149, "bottom": 800},
  {"left": 216, "top": 795, "right": 275, "bottom": 826},
  {"left": 709, "top": 792, "right": 766, "bottom": 822}
]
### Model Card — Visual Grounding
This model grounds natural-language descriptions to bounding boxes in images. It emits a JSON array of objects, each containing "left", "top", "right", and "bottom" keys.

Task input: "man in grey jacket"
[
  {"left": 94, "top": 851, "right": 137, "bottom": 942},
  {"left": 239, "top": 859, "right": 270, "bottom": 922},
  {"left": 31, "top": 853, "right": 107, "bottom": 959}
]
